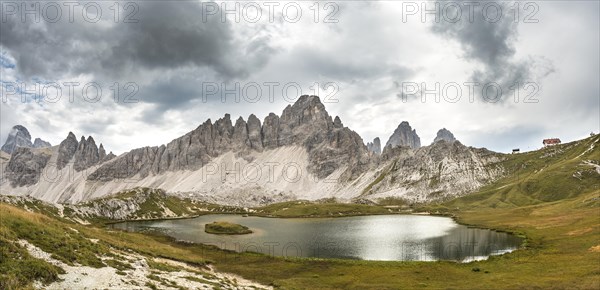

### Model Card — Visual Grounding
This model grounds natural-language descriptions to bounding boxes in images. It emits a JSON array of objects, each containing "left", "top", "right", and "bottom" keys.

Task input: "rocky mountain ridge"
[
  {"left": 33, "top": 138, "right": 51, "bottom": 148},
  {"left": 2, "top": 131, "right": 115, "bottom": 188},
  {"left": 1, "top": 125, "right": 51, "bottom": 154},
  {"left": 1, "top": 96, "right": 506, "bottom": 205},
  {"left": 368, "top": 140, "right": 502, "bottom": 202},
  {"left": 87, "top": 95, "right": 370, "bottom": 182}
]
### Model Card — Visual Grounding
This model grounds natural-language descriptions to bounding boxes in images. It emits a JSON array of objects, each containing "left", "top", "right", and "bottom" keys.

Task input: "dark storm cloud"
[
  {"left": 136, "top": 73, "right": 208, "bottom": 125},
  {"left": 0, "top": 1, "right": 246, "bottom": 80},
  {"left": 103, "top": 1, "right": 243, "bottom": 78},
  {"left": 431, "top": 0, "right": 553, "bottom": 101},
  {"left": 142, "top": 77, "right": 205, "bottom": 110},
  {"left": 1, "top": 0, "right": 280, "bottom": 127},
  {"left": 431, "top": 2, "right": 517, "bottom": 66}
]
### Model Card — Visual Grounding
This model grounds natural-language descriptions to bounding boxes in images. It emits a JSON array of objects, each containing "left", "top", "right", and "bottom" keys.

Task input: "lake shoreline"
[{"left": 109, "top": 213, "right": 522, "bottom": 262}]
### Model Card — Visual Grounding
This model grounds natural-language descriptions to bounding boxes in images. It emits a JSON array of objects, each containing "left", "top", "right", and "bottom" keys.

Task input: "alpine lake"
[{"left": 110, "top": 214, "right": 522, "bottom": 262}]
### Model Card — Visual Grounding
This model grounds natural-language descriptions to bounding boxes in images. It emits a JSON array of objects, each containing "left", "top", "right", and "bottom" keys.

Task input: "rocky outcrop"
[
  {"left": 278, "top": 95, "right": 332, "bottom": 146},
  {"left": 5, "top": 147, "right": 51, "bottom": 187},
  {"left": 104, "top": 152, "right": 116, "bottom": 162},
  {"left": 367, "top": 137, "right": 381, "bottom": 155},
  {"left": 213, "top": 114, "right": 234, "bottom": 150},
  {"left": 73, "top": 136, "right": 100, "bottom": 171},
  {"left": 310, "top": 124, "right": 370, "bottom": 179},
  {"left": 333, "top": 116, "right": 343, "bottom": 129},
  {"left": 89, "top": 114, "right": 242, "bottom": 181},
  {"left": 33, "top": 138, "right": 51, "bottom": 149},
  {"left": 232, "top": 117, "right": 251, "bottom": 151},
  {"left": 76, "top": 188, "right": 172, "bottom": 220},
  {"left": 1, "top": 125, "right": 51, "bottom": 154},
  {"left": 56, "top": 132, "right": 79, "bottom": 170},
  {"left": 384, "top": 121, "right": 421, "bottom": 150},
  {"left": 97, "top": 144, "right": 116, "bottom": 163},
  {"left": 364, "top": 140, "right": 503, "bottom": 202},
  {"left": 99, "top": 144, "right": 107, "bottom": 161},
  {"left": 55, "top": 132, "right": 111, "bottom": 172},
  {"left": 1, "top": 125, "right": 32, "bottom": 154},
  {"left": 433, "top": 128, "right": 457, "bottom": 143},
  {"left": 2, "top": 125, "right": 30, "bottom": 154},
  {"left": 276, "top": 96, "right": 370, "bottom": 178},
  {"left": 247, "top": 114, "right": 263, "bottom": 150},
  {"left": 262, "top": 113, "right": 280, "bottom": 149}
]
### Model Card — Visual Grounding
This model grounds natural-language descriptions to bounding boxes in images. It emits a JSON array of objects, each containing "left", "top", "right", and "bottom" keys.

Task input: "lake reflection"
[{"left": 110, "top": 214, "right": 522, "bottom": 262}]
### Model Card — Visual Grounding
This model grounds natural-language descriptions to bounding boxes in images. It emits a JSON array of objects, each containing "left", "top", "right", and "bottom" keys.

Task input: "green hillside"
[{"left": 445, "top": 135, "right": 599, "bottom": 209}]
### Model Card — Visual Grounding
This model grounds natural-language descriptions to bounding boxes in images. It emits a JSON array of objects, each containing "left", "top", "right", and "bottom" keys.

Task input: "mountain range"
[{"left": 0, "top": 95, "right": 503, "bottom": 206}]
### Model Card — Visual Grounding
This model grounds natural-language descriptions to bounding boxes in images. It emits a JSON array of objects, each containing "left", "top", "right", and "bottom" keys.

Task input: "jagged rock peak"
[
  {"left": 106, "top": 152, "right": 116, "bottom": 160},
  {"left": 367, "top": 137, "right": 381, "bottom": 155},
  {"left": 385, "top": 121, "right": 421, "bottom": 149},
  {"left": 74, "top": 135, "right": 100, "bottom": 171},
  {"left": 262, "top": 113, "right": 280, "bottom": 149},
  {"left": 87, "top": 94, "right": 369, "bottom": 182},
  {"left": 2, "top": 125, "right": 51, "bottom": 154},
  {"left": 215, "top": 113, "right": 234, "bottom": 136},
  {"left": 33, "top": 138, "right": 51, "bottom": 148},
  {"left": 296, "top": 94, "right": 322, "bottom": 106},
  {"left": 11, "top": 125, "right": 31, "bottom": 139},
  {"left": 333, "top": 116, "right": 343, "bottom": 129},
  {"left": 5, "top": 147, "right": 51, "bottom": 187},
  {"left": 433, "top": 128, "right": 457, "bottom": 144},
  {"left": 57, "top": 132, "right": 79, "bottom": 169},
  {"left": 1, "top": 125, "right": 33, "bottom": 154},
  {"left": 57, "top": 132, "right": 109, "bottom": 171},
  {"left": 278, "top": 95, "right": 332, "bottom": 146},
  {"left": 247, "top": 114, "right": 263, "bottom": 150},
  {"left": 232, "top": 116, "right": 251, "bottom": 150},
  {"left": 281, "top": 95, "right": 328, "bottom": 122}
]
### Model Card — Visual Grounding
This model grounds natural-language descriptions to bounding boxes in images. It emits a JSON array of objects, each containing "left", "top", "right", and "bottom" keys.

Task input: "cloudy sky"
[{"left": 1, "top": 0, "right": 598, "bottom": 154}]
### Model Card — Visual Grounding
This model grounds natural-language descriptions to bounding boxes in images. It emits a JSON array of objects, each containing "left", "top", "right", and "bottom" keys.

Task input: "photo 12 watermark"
[
  {"left": 200, "top": 1, "right": 340, "bottom": 23},
  {"left": 1, "top": 81, "right": 140, "bottom": 104},
  {"left": 200, "top": 81, "right": 340, "bottom": 104},
  {"left": 0, "top": 1, "right": 139, "bottom": 23},
  {"left": 399, "top": 81, "right": 540, "bottom": 104},
  {"left": 401, "top": 1, "right": 539, "bottom": 23}
]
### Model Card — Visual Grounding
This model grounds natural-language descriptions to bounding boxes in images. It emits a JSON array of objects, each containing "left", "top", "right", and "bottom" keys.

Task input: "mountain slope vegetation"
[{"left": 442, "top": 135, "right": 599, "bottom": 209}]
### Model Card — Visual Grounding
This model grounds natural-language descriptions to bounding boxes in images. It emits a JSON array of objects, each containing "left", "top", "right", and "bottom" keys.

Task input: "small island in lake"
[{"left": 205, "top": 221, "right": 253, "bottom": 235}]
